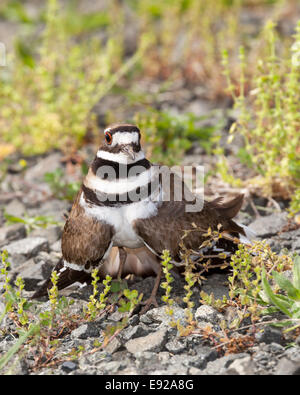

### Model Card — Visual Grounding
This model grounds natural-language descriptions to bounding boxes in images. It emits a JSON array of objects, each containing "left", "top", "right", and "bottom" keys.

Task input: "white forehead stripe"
[
  {"left": 109, "top": 132, "right": 139, "bottom": 146},
  {"left": 97, "top": 149, "right": 145, "bottom": 164}
]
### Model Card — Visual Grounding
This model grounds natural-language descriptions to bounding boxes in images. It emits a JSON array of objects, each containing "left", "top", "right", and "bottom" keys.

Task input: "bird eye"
[{"left": 105, "top": 132, "right": 112, "bottom": 145}]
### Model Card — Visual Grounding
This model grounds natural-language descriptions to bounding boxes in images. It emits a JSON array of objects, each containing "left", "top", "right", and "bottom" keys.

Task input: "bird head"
[{"left": 100, "top": 124, "right": 142, "bottom": 162}]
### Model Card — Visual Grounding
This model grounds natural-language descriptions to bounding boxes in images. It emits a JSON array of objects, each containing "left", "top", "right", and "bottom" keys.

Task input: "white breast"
[{"left": 80, "top": 193, "right": 159, "bottom": 249}]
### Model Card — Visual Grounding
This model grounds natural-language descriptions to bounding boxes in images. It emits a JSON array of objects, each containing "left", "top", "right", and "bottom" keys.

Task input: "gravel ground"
[{"left": 0, "top": 150, "right": 300, "bottom": 375}]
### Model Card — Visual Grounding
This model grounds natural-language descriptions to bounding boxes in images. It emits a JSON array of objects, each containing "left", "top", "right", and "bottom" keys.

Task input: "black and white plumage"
[{"left": 33, "top": 124, "right": 254, "bottom": 310}]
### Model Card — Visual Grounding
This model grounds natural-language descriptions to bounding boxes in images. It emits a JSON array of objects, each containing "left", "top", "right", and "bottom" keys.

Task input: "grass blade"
[
  {"left": 261, "top": 268, "right": 292, "bottom": 318},
  {"left": 273, "top": 271, "right": 300, "bottom": 301},
  {"left": 293, "top": 255, "right": 300, "bottom": 290},
  {"left": 0, "top": 324, "right": 39, "bottom": 372}
]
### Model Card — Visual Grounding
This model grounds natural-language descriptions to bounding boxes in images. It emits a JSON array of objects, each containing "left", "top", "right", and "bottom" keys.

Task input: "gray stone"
[
  {"left": 0, "top": 224, "right": 26, "bottom": 247},
  {"left": 189, "top": 367, "right": 203, "bottom": 375},
  {"left": 127, "top": 314, "right": 139, "bottom": 327},
  {"left": 71, "top": 322, "right": 101, "bottom": 340},
  {"left": 105, "top": 336, "right": 123, "bottom": 355},
  {"left": 158, "top": 351, "right": 171, "bottom": 364},
  {"left": 5, "top": 199, "right": 26, "bottom": 217},
  {"left": 292, "top": 238, "right": 300, "bottom": 252},
  {"left": 248, "top": 213, "right": 287, "bottom": 238},
  {"left": 27, "top": 199, "right": 69, "bottom": 223},
  {"left": 140, "top": 304, "right": 186, "bottom": 327},
  {"left": 125, "top": 328, "right": 168, "bottom": 354},
  {"left": 195, "top": 305, "right": 224, "bottom": 325},
  {"left": 151, "top": 366, "right": 189, "bottom": 375},
  {"left": 165, "top": 338, "right": 187, "bottom": 354},
  {"left": 24, "top": 152, "right": 62, "bottom": 182},
  {"left": 13, "top": 259, "right": 44, "bottom": 291},
  {"left": 274, "top": 357, "right": 300, "bottom": 375},
  {"left": 225, "top": 355, "right": 255, "bottom": 375},
  {"left": 283, "top": 346, "right": 300, "bottom": 362},
  {"left": 50, "top": 240, "right": 61, "bottom": 253},
  {"left": 187, "top": 346, "right": 218, "bottom": 369},
  {"left": 67, "top": 299, "right": 88, "bottom": 316},
  {"left": 97, "top": 360, "right": 125, "bottom": 374},
  {"left": 201, "top": 273, "right": 229, "bottom": 300},
  {"left": 255, "top": 326, "right": 283, "bottom": 345},
  {"left": 200, "top": 353, "right": 249, "bottom": 375},
  {"left": 108, "top": 310, "right": 130, "bottom": 322},
  {"left": 133, "top": 351, "right": 158, "bottom": 369},
  {"left": 33, "top": 251, "right": 60, "bottom": 279},
  {"left": 61, "top": 361, "right": 77, "bottom": 373},
  {"left": 2, "top": 237, "right": 49, "bottom": 259},
  {"left": 121, "top": 324, "right": 151, "bottom": 342},
  {"left": 78, "top": 350, "right": 111, "bottom": 370},
  {"left": 31, "top": 226, "right": 62, "bottom": 244}
]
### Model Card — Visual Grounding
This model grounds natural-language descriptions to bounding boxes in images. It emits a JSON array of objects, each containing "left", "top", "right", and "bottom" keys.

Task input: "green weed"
[
  {"left": 200, "top": 240, "right": 294, "bottom": 325},
  {"left": 160, "top": 250, "right": 175, "bottom": 318},
  {"left": 4, "top": 211, "right": 60, "bottom": 232},
  {"left": 0, "top": 0, "right": 143, "bottom": 156},
  {"left": 261, "top": 255, "right": 300, "bottom": 332},
  {"left": 44, "top": 168, "right": 81, "bottom": 201},
  {"left": 135, "top": 109, "right": 216, "bottom": 165},
  {"left": 87, "top": 270, "right": 112, "bottom": 320},
  {"left": 222, "top": 21, "right": 300, "bottom": 207}
]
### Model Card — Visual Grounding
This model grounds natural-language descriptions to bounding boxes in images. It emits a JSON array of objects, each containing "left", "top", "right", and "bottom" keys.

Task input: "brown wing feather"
[
  {"left": 133, "top": 195, "right": 245, "bottom": 260},
  {"left": 32, "top": 189, "right": 114, "bottom": 298},
  {"left": 208, "top": 194, "right": 244, "bottom": 219},
  {"left": 62, "top": 189, "right": 114, "bottom": 267}
]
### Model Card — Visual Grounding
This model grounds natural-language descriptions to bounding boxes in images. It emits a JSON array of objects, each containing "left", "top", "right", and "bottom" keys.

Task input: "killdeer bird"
[{"left": 33, "top": 124, "right": 253, "bottom": 311}]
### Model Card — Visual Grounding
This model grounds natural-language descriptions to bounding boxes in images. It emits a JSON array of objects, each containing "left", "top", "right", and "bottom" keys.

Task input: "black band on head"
[
  {"left": 91, "top": 158, "right": 151, "bottom": 179},
  {"left": 105, "top": 124, "right": 140, "bottom": 135}
]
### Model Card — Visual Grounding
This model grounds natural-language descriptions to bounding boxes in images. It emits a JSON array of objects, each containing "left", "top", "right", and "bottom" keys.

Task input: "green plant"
[
  {"left": 0, "top": 248, "right": 140, "bottom": 371},
  {"left": 119, "top": 289, "right": 143, "bottom": 314},
  {"left": 199, "top": 240, "right": 294, "bottom": 327},
  {"left": 102, "top": 287, "right": 142, "bottom": 348},
  {"left": 289, "top": 187, "right": 300, "bottom": 217},
  {"left": 133, "top": 1, "right": 237, "bottom": 89},
  {"left": 261, "top": 255, "right": 300, "bottom": 332},
  {"left": 14, "top": 276, "right": 28, "bottom": 326},
  {"left": 87, "top": 270, "right": 112, "bottom": 320},
  {"left": 0, "top": 0, "right": 143, "bottom": 156},
  {"left": 1, "top": 250, "right": 11, "bottom": 298},
  {"left": 44, "top": 168, "right": 81, "bottom": 201},
  {"left": 182, "top": 267, "right": 197, "bottom": 328},
  {"left": 0, "top": 323, "right": 39, "bottom": 372},
  {"left": 222, "top": 20, "right": 300, "bottom": 205},
  {"left": 0, "top": 250, "right": 13, "bottom": 321},
  {"left": 0, "top": 1, "right": 33, "bottom": 24},
  {"left": 135, "top": 109, "right": 216, "bottom": 165},
  {"left": 48, "top": 271, "right": 59, "bottom": 321},
  {"left": 228, "top": 241, "right": 293, "bottom": 321},
  {"left": 58, "top": 1, "right": 111, "bottom": 36},
  {"left": 4, "top": 211, "right": 60, "bottom": 232},
  {"left": 160, "top": 249, "right": 175, "bottom": 317}
]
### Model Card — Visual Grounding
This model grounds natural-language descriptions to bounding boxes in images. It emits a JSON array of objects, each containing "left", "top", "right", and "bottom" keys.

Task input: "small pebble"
[{"left": 61, "top": 361, "right": 77, "bottom": 373}]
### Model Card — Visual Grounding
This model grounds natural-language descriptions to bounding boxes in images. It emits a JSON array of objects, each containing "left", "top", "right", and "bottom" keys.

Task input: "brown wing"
[
  {"left": 32, "top": 189, "right": 114, "bottom": 298},
  {"left": 61, "top": 190, "right": 114, "bottom": 269},
  {"left": 133, "top": 195, "right": 245, "bottom": 261}
]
